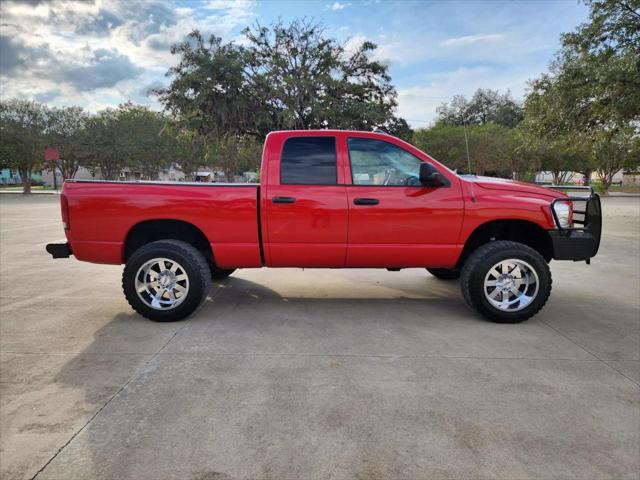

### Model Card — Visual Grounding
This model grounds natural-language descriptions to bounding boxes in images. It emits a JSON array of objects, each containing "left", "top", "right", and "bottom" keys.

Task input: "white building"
[{"left": 535, "top": 169, "right": 626, "bottom": 185}]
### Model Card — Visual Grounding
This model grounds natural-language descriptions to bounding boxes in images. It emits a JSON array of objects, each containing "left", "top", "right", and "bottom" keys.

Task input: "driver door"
[{"left": 344, "top": 136, "right": 464, "bottom": 267}]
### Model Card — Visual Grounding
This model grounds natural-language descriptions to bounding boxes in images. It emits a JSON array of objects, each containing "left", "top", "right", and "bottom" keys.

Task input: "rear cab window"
[{"left": 280, "top": 137, "right": 337, "bottom": 185}]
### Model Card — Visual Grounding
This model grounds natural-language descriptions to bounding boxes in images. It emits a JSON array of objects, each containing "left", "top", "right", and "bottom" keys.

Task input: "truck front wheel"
[
  {"left": 122, "top": 240, "right": 211, "bottom": 322},
  {"left": 460, "top": 241, "right": 551, "bottom": 323}
]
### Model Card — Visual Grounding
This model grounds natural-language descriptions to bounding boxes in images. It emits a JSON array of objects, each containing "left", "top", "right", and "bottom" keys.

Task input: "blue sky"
[{"left": 0, "top": 0, "right": 589, "bottom": 127}]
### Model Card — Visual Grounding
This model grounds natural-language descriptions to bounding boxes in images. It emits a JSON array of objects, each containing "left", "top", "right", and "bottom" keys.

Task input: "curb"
[{"left": 0, "top": 191, "right": 60, "bottom": 195}]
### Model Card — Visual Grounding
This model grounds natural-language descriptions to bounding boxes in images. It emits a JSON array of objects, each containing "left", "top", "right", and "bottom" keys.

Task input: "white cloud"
[
  {"left": 340, "top": 32, "right": 420, "bottom": 66},
  {"left": 0, "top": 0, "right": 257, "bottom": 111},
  {"left": 336, "top": 25, "right": 546, "bottom": 71},
  {"left": 343, "top": 34, "right": 369, "bottom": 55},
  {"left": 338, "top": 30, "right": 531, "bottom": 128},
  {"left": 440, "top": 34, "right": 505, "bottom": 48},
  {"left": 396, "top": 67, "right": 531, "bottom": 127},
  {"left": 327, "top": 2, "right": 349, "bottom": 11},
  {"left": 203, "top": 0, "right": 253, "bottom": 9}
]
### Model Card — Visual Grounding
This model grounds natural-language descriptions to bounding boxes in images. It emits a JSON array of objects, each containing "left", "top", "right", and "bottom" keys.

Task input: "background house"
[{"left": 1, "top": 168, "right": 44, "bottom": 186}]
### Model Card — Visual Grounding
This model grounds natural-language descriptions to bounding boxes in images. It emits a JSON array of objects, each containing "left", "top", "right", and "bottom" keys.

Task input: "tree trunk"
[
  {"left": 599, "top": 169, "right": 616, "bottom": 195},
  {"left": 19, "top": 167, "right": 32, "bottom": 194},
  {"left": 581, "top": 169, "right": 592, "bottom": 186},
  {"left": 59, "top": 161, "right": 79, "bottom": 180},
  {"left": 556, "top": 171, "right": 574, "bottom": 185},
  {"left": 102, "top": 165, "right": 118, "bottom": 181}
]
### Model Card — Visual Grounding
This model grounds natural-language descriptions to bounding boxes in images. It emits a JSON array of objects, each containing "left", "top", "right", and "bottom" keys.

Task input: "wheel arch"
[
  {"left": 123, "top": 219, "right": 214, "bottom": 264},
  {"left": 457, "top": 219, "right": 553, "bottom": 268}
]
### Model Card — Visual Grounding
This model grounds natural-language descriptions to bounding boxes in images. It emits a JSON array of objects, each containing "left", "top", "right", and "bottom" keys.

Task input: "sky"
[{"left": 0, "top": 0, "right": 590, "bottom": 127}]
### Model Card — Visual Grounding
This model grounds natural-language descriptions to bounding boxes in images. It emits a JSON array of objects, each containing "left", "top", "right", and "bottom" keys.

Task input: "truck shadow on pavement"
[
  {"left": 35, "top": 272, "right": 639, "bottom": 479},
  {"left": 199, "top": 273, "right": 475, "bottom": 323},
  {"left": 34, "top": 274, "right": 482, "bottom": 478}
]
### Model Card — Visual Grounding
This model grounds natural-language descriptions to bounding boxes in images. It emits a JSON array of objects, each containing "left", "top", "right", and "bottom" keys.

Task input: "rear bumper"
[{"left": 46, "top": 242, "right": 72, "bottom": 259}]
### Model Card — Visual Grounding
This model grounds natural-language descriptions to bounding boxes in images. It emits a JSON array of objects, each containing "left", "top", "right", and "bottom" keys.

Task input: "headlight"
[{"left": 552, "top": 202, "right": 572, "bottom": 228}]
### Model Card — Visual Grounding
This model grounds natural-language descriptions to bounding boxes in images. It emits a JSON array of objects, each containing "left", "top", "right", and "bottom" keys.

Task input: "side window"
[
  {"left": 348, "top": 138, "right": 423, "bottom": 186},
  {"left": 280, "top": 137, "right": 337, "bottom": 185}
]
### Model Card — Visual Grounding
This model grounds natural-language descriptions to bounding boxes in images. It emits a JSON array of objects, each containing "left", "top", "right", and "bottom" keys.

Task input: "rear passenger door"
[{"left": 264, "top": 135, "right": 349, "bottom": 267}]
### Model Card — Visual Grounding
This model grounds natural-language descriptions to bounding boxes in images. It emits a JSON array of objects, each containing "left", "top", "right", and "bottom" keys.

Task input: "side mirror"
[{"left": 419, "top": 163, "right": 445, "bottom": 187}]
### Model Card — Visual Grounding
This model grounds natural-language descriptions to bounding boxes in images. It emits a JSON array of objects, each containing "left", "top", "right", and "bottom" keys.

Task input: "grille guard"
[{"left": 545, "top": 185, "right": 602, "bottom": 259}]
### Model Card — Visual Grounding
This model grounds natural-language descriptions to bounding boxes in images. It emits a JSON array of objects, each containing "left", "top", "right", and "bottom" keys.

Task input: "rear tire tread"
[{"left": 122, "top": 240, "right": 211, "bottom": 322}]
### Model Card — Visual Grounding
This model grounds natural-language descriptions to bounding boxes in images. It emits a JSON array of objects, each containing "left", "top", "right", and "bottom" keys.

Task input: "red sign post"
[{"left": 44, "top": 147, "right": 60, "bottom": 162}]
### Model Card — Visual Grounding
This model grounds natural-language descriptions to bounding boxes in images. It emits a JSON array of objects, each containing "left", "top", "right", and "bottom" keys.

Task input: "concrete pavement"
[{"left": 1, "top": 195, "right": 638, "bottom": 479}]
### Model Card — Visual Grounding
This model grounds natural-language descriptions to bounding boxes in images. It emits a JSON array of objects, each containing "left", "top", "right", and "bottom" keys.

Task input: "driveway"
[{"left": 1, "top": 195, "right": 638, "bottom": 479}]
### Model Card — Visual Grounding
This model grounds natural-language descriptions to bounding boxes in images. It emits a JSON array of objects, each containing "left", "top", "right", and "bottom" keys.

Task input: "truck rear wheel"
[
  {"left": 460, "top": 241, "right": 551, "bottom": 323},
  {"left": 122, "top": 240, "right": 211, "bottom": 322},
  {"left": 427, "top": 268, "right": 460, "bottom": 280}
]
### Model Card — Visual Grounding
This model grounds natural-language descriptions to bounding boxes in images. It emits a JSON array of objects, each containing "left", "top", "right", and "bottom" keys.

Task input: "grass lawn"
[
  {"left": 0, "top": 185, "right": 56, "bottom": 191},
  {"left": 607, "top": 184, "right": 640, "bottom": 194}
]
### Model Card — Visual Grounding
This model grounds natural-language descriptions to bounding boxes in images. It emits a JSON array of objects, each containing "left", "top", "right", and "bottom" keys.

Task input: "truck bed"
[{"left": 63, "top": 180, "right": 262, "bottom": 267}]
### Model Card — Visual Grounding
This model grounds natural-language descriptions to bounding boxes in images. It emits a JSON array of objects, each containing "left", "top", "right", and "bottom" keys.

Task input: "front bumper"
[
  {"left": 46, "top": 242, "right": 72, "bottom": 259},
  {"left": 548, "top": 190, "right": 602, "bottom": 262},
  {"left": 549, "top": 230, "right": 599, "bottom": 261}
]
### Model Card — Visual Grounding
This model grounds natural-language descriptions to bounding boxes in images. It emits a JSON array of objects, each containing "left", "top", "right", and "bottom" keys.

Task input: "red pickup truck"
[{"left": 47, "top": 130, "right": 602, "bottom": 323}]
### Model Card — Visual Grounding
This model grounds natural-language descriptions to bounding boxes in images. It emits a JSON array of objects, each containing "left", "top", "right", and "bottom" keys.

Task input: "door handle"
[
  {"left": 272, "top": 196, "right": 296, "bottom": 204},
  {"left": 353, "top": 198, "right": 379, "bottom": 205}
]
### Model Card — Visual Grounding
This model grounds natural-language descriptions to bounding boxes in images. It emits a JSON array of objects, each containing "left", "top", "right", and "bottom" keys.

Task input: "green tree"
[
  {"left": 521, "top": 74, "right": 596, "bottom": 185},
  {"left": 243, "top": 19, "right": 404, "bottom": 133},
  {"left": 47, "top": 106, "right": 90, "bottom": 180},
  {"left": 114, "top": 103, "right": 173, "bottom": 179},
  {"left": 85, "top": 108, "right": 127, "bottom": 180},
  {"left": 413, "top": 122, "right": 518, "bottom": 176},
  {"left": 84, "top": 103, "right": 174, "bottom": 180},
  {"left": 205, "top": 134, "right": 262, "bottom": 181},
  {"left": 426, "top": 89, "right": 526, "bottom": 178},
  {"left": 466, "top": 123, "right": 518, "bottom": 176},
  {"left": 436, "top": 89, "right": 523, "bottom": 128},
  {"left": 522, "top": 0, "right": 640, "bottom": 191},
  {"left": 165, "top": 123, "right": 206, "bottom": 181},
  {"left": 0, "top": 99, "right": 48, "bottom": 194},
  {"left": 594, "top": 127, "right": 640, "bottom": 190},
  {"left": 155, "top": 32, "right": 261, "bottom": 138},
  {"left": 559, "top": 0, "right": 640, "bottom": 130},
  {"left": 413, "top": 123, "right": 470, "bottom": 172},
  {"left": 155, "top": 19, "right": 409, "bottom": 142}
]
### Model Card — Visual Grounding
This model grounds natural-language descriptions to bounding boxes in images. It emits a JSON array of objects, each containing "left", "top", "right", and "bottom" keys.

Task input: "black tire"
[
  {"left": 122, "top": 240, "right": 211, "bottom": 322},
  {"left": 212, "top": 268, "right": 236, "bottom": 280},
  {"left": 427, "top": 268, "right": 460, "bottom": 280},
  {"left": 460, "top": 240, "right": 551, "bottom": 323}
]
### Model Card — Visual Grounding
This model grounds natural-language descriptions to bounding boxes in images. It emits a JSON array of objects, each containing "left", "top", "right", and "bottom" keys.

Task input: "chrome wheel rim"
[
  {"left": 135, "top": 258, "right": 189, "bottom": 310},
  {"left": 483, "top": 259, "right": 539, "bottom": 312}
]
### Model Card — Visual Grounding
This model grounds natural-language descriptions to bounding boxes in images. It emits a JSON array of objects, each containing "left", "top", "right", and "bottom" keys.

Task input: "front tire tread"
[{"left": 460, "top": 240, "right": 552, "bottom": 323}]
